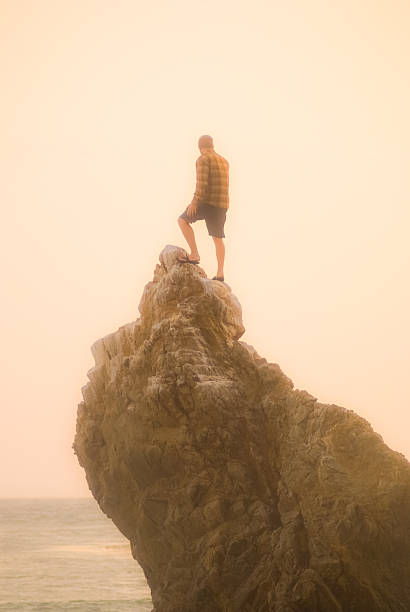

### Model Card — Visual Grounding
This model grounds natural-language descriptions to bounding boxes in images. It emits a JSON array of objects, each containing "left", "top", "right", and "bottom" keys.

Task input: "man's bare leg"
[
  {"left": 212, "top": 236, "right": 225, "bottom": 278},
  {"left": 177, "top": 217, "right": 200, "bottom": 260}
]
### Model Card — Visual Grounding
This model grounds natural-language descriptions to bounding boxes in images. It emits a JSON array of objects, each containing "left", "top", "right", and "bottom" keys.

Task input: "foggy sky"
[{"left": 1, "top": 0, "right": 409, "bottom": 497}]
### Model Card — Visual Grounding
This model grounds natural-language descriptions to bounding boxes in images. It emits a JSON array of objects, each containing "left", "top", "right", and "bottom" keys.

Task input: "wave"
[
  {"left": 0, "top": 599, "right": 152, "bottom": 612},
  {"left": 45, "top": 543, "right": 132, "bottom": 557}
]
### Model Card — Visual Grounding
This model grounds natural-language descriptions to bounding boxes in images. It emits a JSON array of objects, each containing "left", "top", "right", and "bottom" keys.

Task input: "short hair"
[{"left": 198, "top": 134, "right": 214, "bottom": 149}]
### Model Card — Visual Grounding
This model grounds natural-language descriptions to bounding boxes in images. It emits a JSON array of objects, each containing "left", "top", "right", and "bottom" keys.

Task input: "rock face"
[{"left": 74, "top": 245, "right": 410, "bottom": 612}]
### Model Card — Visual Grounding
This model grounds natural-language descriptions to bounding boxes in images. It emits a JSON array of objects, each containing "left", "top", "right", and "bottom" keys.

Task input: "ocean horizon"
[{"left": 0, "top": 498, "right": 152, "bottom": 611}]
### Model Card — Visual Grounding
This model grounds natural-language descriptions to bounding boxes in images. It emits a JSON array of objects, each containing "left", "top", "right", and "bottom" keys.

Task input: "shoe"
[
  {"left": 212, "top": 276, "right": 224, "bottom": 282},
  {"left": 177, "top": 254, "right": 200, "bottom": 264}
]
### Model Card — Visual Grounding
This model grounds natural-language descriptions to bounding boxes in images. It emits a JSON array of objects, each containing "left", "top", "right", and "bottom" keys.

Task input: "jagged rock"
[{"left": 74, "top": 245, "right": 410, "bottom": 612}]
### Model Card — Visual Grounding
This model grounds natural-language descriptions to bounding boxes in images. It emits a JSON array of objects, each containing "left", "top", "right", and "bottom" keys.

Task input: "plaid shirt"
[{"left": 190, "top": 149, "right": 229, "bottom": 209}]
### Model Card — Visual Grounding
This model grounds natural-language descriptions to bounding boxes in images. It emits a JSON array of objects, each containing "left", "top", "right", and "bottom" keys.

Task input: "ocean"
[{"left": 0, "top": 498, "right": 152, "bottom": 611}]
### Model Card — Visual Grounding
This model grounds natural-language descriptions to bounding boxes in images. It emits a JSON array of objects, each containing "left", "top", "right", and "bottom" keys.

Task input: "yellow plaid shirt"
[{"left": 190, "top": 148, "right": 229, "bottom": 209}]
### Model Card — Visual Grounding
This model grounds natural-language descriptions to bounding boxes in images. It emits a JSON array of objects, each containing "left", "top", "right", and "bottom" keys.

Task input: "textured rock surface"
[{"left": 74, "top": 245, "right": 410, "bottom": 612}]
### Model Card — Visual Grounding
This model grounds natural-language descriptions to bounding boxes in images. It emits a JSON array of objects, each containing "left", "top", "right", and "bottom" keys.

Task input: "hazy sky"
[{"left": 1, "top": 0, "right": 409, "bottom": 497}]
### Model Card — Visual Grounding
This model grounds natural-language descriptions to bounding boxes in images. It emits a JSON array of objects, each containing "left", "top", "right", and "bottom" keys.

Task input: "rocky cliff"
[{"left": 73, "top": 245, "right": 410, "bottom": 612}]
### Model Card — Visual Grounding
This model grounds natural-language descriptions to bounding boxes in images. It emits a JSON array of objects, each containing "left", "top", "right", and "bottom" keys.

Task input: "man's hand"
[{"left": 186, "top": 202, "right": 197, "bottom": 219}]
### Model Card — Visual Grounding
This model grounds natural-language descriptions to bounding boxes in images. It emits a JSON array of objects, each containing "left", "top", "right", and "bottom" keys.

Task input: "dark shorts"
[{"left": 179, "top": 202, "right": 227, "bottom": 238}]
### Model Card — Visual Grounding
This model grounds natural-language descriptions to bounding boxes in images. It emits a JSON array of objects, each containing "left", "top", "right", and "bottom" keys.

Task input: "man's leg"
[
  {"left": 178, "top": 217, "right": 200, "bottom": 260},
  {"left": 212, "top": 236, "right": 225, "bottom": 278}
]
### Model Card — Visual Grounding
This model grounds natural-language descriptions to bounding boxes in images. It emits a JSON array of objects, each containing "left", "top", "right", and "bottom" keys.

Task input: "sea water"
[{"left": 0, "top": 498, "right": 152, "bottom": 611}]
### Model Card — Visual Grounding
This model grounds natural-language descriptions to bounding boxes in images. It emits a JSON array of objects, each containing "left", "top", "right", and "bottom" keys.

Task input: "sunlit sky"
[{"left": 1, "top": 0, "right": 409, "bottom": 497}]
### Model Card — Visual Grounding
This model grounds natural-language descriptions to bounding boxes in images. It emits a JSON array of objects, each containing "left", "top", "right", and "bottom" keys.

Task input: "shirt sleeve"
[{"left": 190, "top": 156, "right": 209, "bottom": 205}]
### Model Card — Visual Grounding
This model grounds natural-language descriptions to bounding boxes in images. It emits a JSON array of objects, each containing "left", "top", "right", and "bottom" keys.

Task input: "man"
[{"left": 177, "top": 134, "right": 229, "bottom": 282}]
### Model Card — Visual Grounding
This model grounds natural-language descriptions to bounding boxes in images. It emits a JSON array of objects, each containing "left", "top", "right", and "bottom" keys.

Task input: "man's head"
[{"left": 198, "top": 134, "right": 214, "bottom": 153}]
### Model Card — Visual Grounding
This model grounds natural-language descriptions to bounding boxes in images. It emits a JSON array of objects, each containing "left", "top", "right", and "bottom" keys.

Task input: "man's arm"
[{"left": 190, "top": 156, "right": 209, "bottom": 207}]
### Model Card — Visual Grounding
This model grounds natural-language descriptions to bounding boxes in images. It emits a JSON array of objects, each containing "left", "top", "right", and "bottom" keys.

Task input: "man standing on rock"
[{"left": 177, "top": 135, "right": 229, "bottom": 282}]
